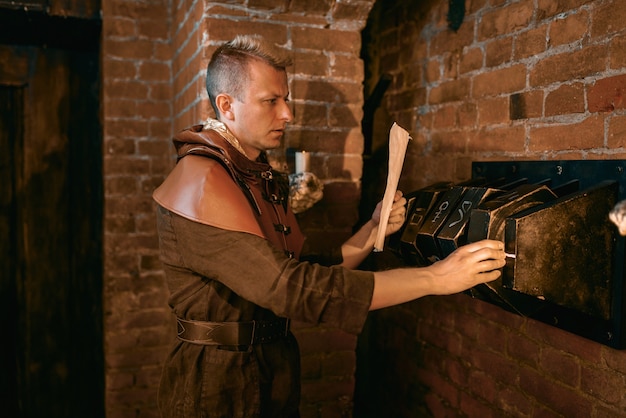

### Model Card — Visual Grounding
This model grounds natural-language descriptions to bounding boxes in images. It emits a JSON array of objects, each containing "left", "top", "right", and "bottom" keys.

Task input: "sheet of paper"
[{"left": 374, "top": 122, "right": 411, "bottom": 252}]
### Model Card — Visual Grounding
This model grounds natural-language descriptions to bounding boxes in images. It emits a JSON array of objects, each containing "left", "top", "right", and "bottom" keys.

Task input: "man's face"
[{"left": 224, "top": 59, "right": 293, "bottom": 160}]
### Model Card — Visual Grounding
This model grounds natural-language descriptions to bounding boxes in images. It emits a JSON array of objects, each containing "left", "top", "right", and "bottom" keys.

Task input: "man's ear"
[{"left": 215, "top": 94, "right": 235, "bottom": 120}]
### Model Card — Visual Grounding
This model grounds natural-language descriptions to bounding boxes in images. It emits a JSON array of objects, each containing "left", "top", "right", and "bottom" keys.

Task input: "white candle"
[{"left": 295, "top": 151, "right": 310, "bottom": 173}]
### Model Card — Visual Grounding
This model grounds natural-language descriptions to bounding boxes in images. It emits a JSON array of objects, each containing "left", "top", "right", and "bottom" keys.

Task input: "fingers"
[
  {"left": 389, "top": 191, "right": 407, "bottom": 218},
  {"left": 463, "top": 239, "right": 504, "bottom": 253},
  {"left": 476, "top": 268, "right": 502, "bottom": 284}
]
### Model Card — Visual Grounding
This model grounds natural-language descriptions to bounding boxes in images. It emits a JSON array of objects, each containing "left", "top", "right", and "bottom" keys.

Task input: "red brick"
[
  {"left": 545, "top": 82, "right": 585, "bottom": 116},
  {"left": 468, "top": 0, "right": 489, "bottom": 14},
  {"left": 530, "top": 44, "right": 607, "bottom": 87},
  {"left": 431, "top": 130, "right": 468, "bottom": 154},
  {"left": 106, "top": 98, "right": 137, "bottom": 118},
  {"left": 536, "top": 0, "right": 591, "bottom": 20},
  {"left": 292, "top": 103, "right": 327, "bottom": 126},
  {"left": 467, "top": 125, "right": 526, "bottom": 153},
  {"left": 106, "top": 79, "right": 150, "bottom": 100},
  {"left": 458, "top": 101, "right": 478, "bottom": 128},
  {"left": 432, "top": 104, "right": 458, "bottom": 129},
  {"left": 150, "top": 82, "right": 173, "bottom": 101},
  {"left": 485, "top": 36, "right": 513, "bottom": 67},
  {"left": 524, "top": 319, "right": 603, "bottom": 361},
  {"left": 105, "top": 138, "right": 136, "bottom": 155},
  {"left": 469, "top": 345, "right": 519, "bottom": 386},
  {"left": 459, "top": 392, "right": 498, "bottom": 418},
  {"left": 540, "top": 347, "right": 580, "bottom": 386},
  {"left": 205, "top": 5, "right": 248, "bottom": 18},
  {"left": 248, "top": 0, "right": 285, "bottom": 10},
  {"left": 380, "top": 49, "right": 400, "bottom": 75},
  {"left": 294, "top": 51, "right": 329, "bottom": 76},
  {"left": 105, "top": 119, "right": 152, "bottom": 139},
  {"left": 292, "top": 79, "right": 362, "bottom": 104},
  {"left": 519, "top": 365, "right": 593, "bottom": 417},
  {"left": 288, "top": 0, "right": 333, "bottom": 15},
  {"left": 471, "top": 297, "right": 525, "bottom": 327},
  {"left": 580, "top": 363, "right": 625, "bottom": 405},
  {"left": 479, "top": 1, "right": 534, "bottom": 40},
  {"left": 109, "top": 0, "right": 167, "bottom": 21},
  {"left": 429, "top": 78, "right": 471, "bottom": 104},
  {"left": 403, "top": 61, "right": 425, "bottom": 88},
  {"left": 476, "top": 321, "right": 510, "bottom": 358},
  {"left": 418, "top": 368, "right": 461, "bottom": 408},
  {"left": 507, "top": 331, "right": 541, "bottom": 367},
  {"left": 137, "top": 139, "right": 170, "bottom": 156},
  {"left": 473, "top": 64, "right": 526, "bottom": 97},
  {"left": 332, "top": 55, "right": 364, "bottom": 80},
  {"left": 104, "top": 39, "right": 155, "bottom": 60},
  {"left": 204, "top": 18, "right": 288, "bottom": 46},
  {"left": 515, "top": 25, "right": 548, "bottom": 60},
  {"left": 588, "top": 74, "right": 626, "bottom": 112},
  {"left": 529, "top": 115, "right": 604, "bottom": 151},
  {"left": 591, "top": 0, "right": 626, "bottom": 39},
  {"left": 477, "top": 96, "right": 510, "bottom": 126},
  {"left": 459, "top": 46, "right": 483, "bottom": 74},
  {"left": 137, "top": 101, "right": 170, "bottom": 119},
  {"left": 442, "top": 51, "right": 459, "bottom": 80},
  {"left": 549, "top": 10, "right": 589, "bottom": 47},
  {"left": 610, "top": 35, "right": 626, "bottom": 70},
  {"left": 425, "top": 57, "right": 441, "bottom": 83},
  {"left": 608, "top": 114, "right": 626, "bottom": 148},
  {"left": 389, "top": 88, "right": 426, "bottom": 110},
  {"left": 292, "top": 27, "right": 361, "bottom": 54},
  {"left": 103, "top": 17, "right": 137, "bottom": 38},
  {"left": 106, "top": 176, "right": 139, "bottom": 195},
  {"left": 497, "top": 385, "right": 535, "bottom": 416},
  {"left": 510, "top": 90, "right": 544, "bottom": 119},
  {"left": 324, "top": 154, "right": 362, "bottom": 180},
  {"left": 431, "top": 20, "right": 475, "bottom": 55},
  {"left": 446, "top": 357, "right": 470, "bottom": 387},
  {"left": 332, "top": 1, "right": 373, "bottom": 20},
  {"left": 467, "top": 369, "right": 497, "bottom": 403},
  {"left": 329, "top": 104, "right": 362, "bottom": 129}
]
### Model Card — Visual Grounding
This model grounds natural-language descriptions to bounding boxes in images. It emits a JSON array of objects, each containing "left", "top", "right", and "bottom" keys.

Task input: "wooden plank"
[{"left": 0, "top": 0, "right": 101, "bottom": 19}]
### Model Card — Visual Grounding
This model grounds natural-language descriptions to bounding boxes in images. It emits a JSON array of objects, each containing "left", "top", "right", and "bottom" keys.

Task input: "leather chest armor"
[{"left": 153, "top": 124, "right": 304, "bottom": 259}]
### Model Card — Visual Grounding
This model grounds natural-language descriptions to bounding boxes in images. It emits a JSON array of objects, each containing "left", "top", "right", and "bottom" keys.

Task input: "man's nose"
[{"left": 280, "top": 100, "right": 293, "bottom": 123}]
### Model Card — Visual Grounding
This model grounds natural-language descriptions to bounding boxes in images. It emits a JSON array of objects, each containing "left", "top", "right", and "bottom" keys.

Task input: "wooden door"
[{"left": 0, "top": 37, "right": 103, "bottom": 418}]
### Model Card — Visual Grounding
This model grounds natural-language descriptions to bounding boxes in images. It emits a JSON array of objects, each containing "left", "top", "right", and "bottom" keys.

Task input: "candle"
[{"left": 295, "top": 151, "right": 310, "bottom": 173}]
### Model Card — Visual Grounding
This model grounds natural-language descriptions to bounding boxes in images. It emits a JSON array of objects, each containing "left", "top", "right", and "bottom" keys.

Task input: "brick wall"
[
  {"left": 102, "top": 1, "right": 174, "bottom": 417},
  {"left": 359, "top": 0, "right": 626, "bottom": 416},
  {"left": 102, "top": 1, "right": 376, "bottom": 417},
  {"left": 102, "top": 0, "right": 626, "bottom": 416}
]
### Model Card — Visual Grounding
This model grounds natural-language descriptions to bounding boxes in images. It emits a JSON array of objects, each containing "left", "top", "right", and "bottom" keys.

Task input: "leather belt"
[{"left": 176, "top": 317, "right": 290, "bottom": 346}]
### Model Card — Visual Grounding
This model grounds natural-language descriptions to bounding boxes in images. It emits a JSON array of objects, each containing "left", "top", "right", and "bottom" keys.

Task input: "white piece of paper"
[{"left": 374, "top": 122, "right": 411, "bottom": 252}]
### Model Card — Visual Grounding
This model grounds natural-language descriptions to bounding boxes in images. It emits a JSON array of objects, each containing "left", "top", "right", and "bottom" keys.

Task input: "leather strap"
[{"left": 176, "top": 317, "right": 290, "bottom": 346}]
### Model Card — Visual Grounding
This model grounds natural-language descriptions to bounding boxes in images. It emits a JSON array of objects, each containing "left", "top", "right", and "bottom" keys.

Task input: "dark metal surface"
[
  {"left": 470, "top": 160, "right": 626, "bottom": 348},
  {"left": 396, "top": 160, "right": 626, "bottom": 348},
  {"left": 503, "top": 181, "right": 617, "bottom": 320}
]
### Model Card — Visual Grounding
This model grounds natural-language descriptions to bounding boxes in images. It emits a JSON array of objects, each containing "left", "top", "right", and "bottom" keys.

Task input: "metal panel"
[{"left": 469, "top": 160, "right": 626, "bottom": 348}]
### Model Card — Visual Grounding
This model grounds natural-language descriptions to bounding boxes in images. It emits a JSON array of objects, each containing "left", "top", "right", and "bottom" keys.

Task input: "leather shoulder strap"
[{"left": 153, "top": 155, "right": 264, "bottom": 237}]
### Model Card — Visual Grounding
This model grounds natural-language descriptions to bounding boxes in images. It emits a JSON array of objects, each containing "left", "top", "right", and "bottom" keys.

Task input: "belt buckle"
[
  {"left": 249, "top": 320, "right": 257, "bottom": 345},
  {"left": 283, "top": 318, "right": 290, "bottom": 336}
]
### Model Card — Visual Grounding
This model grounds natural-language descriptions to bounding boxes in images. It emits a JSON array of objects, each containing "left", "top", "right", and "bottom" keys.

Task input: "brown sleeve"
[{"left": 158, "top": 208, "right": 375, "bottom": 334}]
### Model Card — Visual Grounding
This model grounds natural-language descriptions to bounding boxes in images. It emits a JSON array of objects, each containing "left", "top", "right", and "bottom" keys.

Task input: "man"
[{"left": 153, "top": 34, "right": 505, "bottom": 417}]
